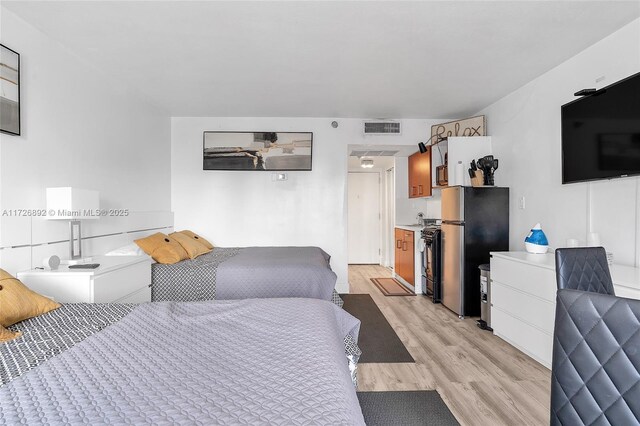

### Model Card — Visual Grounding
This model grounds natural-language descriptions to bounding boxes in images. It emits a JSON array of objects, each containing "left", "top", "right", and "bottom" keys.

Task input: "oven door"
[{"left": 425, "top": 239, "right": 434, "bottom": 280}]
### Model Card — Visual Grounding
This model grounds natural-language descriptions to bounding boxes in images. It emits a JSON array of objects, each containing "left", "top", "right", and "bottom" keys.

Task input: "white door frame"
[{"left": 383, "top": 167, "right": 395, "bottom": 267}]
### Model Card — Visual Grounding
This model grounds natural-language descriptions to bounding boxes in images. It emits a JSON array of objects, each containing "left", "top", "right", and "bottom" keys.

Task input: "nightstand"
[{"left": 17, "top": 255, "right": 152, "bottom": 303}]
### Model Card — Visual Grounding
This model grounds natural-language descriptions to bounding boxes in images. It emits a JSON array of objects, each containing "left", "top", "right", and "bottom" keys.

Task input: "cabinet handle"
[
  {"left": 402, "top": 241, "right": 407, "bottom": 251},
  {"left": 396, "top": 240, "right": 402, "bottom": 249},
  {"left": 412, "top": 186, "right": 417, "bottom": 196},
  {"left": 418, "top": 185, "right": 423, "bottom": 195}
]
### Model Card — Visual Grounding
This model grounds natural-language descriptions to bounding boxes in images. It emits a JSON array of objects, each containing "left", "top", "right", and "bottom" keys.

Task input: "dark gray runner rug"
[
  {"left": 341, "top": 294, "right": 414, "bottom": 363},
  {"left": 358, "top": 391, "right": 460, "bottom": 425}
]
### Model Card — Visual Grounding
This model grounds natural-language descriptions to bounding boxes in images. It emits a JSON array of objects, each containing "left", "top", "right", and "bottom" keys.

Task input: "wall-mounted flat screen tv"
[
  {"left": 203, "top": 131, "right": 313, "bottom": 171},
  {"left": 561, "top": 72, "right": 640, "bottom": 184}
]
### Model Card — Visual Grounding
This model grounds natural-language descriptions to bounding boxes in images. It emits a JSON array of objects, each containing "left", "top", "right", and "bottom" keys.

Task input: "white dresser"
[
  {"left": 490, "top": 251, "right": 640, "bottom": 369},
  {"left": 17, "top": 256, "right": 152, "bottom": 303}
]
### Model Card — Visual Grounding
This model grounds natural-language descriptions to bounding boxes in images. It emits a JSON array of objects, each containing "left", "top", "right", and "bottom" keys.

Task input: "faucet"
[{"left": 416, "top": 212, "right": 424, "bottom": 226}]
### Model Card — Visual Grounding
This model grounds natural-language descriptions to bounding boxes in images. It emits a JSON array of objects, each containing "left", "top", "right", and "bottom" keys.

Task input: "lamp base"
[{"left": 60, "top": 257, "right": 94, "bottom": 266}]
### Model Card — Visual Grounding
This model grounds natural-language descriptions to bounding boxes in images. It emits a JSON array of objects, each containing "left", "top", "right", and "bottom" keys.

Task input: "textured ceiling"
[{"left": 4, "top": 1, "right": 639, "bottom": 118}]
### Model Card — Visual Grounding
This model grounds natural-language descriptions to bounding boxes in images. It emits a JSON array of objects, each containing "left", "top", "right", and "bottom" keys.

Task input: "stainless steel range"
[{"left": 421, "top": 225, "right": 442, "bottom": 303}]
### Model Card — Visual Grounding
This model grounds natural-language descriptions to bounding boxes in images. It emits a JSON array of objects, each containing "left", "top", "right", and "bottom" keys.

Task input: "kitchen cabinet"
[
  {"left": 394, "top": 228, "right": 415, "bottom": 285},
  {"left": 408, "top": 148, "right": 432, "bottom": 198}
]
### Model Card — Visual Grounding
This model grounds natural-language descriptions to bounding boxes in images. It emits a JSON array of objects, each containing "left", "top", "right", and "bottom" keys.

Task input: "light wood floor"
[{"left": 350, "top": 265, "right": 550, "bottom": 426}]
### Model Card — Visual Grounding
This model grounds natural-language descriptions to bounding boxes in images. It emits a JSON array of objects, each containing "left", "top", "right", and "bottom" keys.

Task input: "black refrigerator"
[{"left": 441, "top": 186, "right": 509, "bottom": 318}]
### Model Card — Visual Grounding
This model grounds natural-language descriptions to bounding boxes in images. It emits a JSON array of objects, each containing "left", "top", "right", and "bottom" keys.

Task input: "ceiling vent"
[
  {"left": 349, "top": 150, "right": 399, "bottom": 157},
  {"left": 363, "top": 121, "right": 401, "bottom": 135}
]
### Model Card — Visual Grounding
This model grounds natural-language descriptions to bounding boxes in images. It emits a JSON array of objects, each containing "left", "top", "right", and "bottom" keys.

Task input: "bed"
[
  {"left": 0, "top": 298, "right": 364, "bottom": 424},
  {"left": 151, "top": 246, "right": 342, "bottom": 304}
]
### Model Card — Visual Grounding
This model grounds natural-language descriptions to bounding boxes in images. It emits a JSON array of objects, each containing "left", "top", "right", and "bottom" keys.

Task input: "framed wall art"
[
  {"left": 203, "top": 131, "right": 313, "bottom": 171},
  {"left": 0, "top": 44, "right": 20, "bottom": 136}
]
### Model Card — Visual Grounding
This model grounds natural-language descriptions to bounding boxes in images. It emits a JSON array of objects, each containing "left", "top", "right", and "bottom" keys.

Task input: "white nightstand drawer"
[
  {"left": 115, "top": 285, "right": 151, "bottom": 304},
  {"left": 19, "top": 275, "right": 91, "bottom": 303},
  {"left": 93, "top": 261, "right": 150, "bottom": 303}
]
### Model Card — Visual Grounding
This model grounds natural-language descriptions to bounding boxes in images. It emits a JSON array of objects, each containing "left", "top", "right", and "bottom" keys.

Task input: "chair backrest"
[
  {"left": 555, "top": 247, "right": 615, "bottom": 295},
  {"left": 551, "top": 289, "right": 640, "bottom": 425}
]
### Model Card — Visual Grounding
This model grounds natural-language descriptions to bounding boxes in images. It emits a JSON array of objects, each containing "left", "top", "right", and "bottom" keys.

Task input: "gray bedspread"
[
  {"left": 0, "top": 299, "right": 365, "bottom": 425},
  {"left": 152, "top": 246, "right": 338, "bottom": 302},
  {"left": 216, "top": 247, "right": 338, "bottom": 300}
]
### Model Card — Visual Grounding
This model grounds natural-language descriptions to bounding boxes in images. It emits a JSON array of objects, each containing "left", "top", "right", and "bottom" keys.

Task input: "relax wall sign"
[{"left": 431, "top": 115, "right": 486, "bottom": 143}]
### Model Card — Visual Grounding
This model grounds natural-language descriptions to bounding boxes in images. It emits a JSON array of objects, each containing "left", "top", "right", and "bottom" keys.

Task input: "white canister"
[
  {"left": 43, "top": 255, "right": 61, "bottom": 270},
  {"left": 455, "top": 161, "right": 464, "bottom": 185},
  {"left": 566, "top": 238, "right": 580, "bottom": 248}
]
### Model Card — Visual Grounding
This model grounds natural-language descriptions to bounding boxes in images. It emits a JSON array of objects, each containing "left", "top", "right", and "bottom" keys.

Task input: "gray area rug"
[
  {"left": 341, "top": 294, "right": 414, "bottom": 363},
  {"left": 357, "top": 391, "right": 459, "bottom": 425}
]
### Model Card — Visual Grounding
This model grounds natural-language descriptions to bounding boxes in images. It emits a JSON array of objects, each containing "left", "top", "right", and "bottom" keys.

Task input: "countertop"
[{"left": 395, "top": 224, "right": 424, "bottom": 232}]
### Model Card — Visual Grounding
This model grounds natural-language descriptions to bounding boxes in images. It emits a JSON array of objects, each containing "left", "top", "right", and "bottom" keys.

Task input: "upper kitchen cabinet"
[{"left": 408, "top": 147, "right": 432, "bottom": 198}]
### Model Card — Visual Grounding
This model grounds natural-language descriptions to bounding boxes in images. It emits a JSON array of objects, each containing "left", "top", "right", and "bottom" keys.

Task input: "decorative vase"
[{"left": 524, "top": 223, "right": 549, "bottom": 254}]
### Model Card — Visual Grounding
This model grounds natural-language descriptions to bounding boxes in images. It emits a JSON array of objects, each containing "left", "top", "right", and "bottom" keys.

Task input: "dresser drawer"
[
  {"left": 492, "top": 281, "right": 556, "bottom": 334},
  {"left": 492, "top": 307, "right": 553, "bottom": 368},
  {"left": 491, "top": 256, "right": 556, "bottom": 302},
  {"left": 93, "top": 261, "right": 151, "bottom": 303}
]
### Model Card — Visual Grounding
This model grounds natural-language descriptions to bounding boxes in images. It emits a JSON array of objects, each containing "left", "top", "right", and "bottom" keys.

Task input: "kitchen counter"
[{"left": 395, "top": 224, "right": 424, "bottom": 232}]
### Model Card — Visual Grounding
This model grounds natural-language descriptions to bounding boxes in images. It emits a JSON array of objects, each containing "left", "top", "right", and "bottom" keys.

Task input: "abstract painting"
[
  {"left": 0, "top": 44, "right": 20, "bottom": 136},
  {"left": 203, "top": 132, "right": 313, "bottom": 171}
]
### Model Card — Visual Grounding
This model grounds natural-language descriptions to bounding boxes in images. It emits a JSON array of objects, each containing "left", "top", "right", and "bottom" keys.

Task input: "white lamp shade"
[{"left": 46, "top": 187, "right": 100, "bottom": 220}]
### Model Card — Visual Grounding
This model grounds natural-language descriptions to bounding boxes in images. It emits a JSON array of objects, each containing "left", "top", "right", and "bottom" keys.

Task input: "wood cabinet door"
[
  {"left": 418, "top": 147, "right": 432, "bottom": 197},
  {"left": 394, "top": 228, "right": 404, "bottom": 275},
  {"left": 408, "top": 153, "right": 418, "bottom": 198},
  {"left": 408, "top": 150, "right": 432, "bottom": 198},
  {"left": 403, "top": 231, "right": 415, "bottom": 285}
]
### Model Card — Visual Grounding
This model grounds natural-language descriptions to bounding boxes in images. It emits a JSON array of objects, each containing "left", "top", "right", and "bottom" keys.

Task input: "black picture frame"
[
  {"left": 203, "top": 131, "right": 313, "bottom": 171},
  {"left": 0, "top": 43, "right": 20, "bottom": 136}
]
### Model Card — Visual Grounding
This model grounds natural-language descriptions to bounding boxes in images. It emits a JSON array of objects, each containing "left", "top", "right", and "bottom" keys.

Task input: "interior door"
[{"left": 348, "top": 172, "right": 381, "bottom": 264}]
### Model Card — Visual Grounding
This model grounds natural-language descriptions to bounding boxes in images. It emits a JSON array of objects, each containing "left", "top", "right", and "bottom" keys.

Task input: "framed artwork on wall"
[
  {"left": 203, "top": 131, "right": 313, "bottom": 171},
  {"left": 0, "top": 44, "right": 20, "bottom": 136}
]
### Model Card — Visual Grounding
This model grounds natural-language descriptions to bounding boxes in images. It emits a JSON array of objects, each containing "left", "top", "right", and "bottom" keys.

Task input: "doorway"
[{"left": 348, "top": 172, "right": 381, "bottom": 264}]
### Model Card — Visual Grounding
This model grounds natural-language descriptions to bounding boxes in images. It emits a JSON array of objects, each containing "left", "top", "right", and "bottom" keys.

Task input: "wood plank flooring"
[{"left": 350, "top": 265, "right": 550, "bottom": 426}]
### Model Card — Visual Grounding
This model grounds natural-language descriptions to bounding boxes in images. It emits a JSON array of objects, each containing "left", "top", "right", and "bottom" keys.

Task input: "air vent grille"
[
  {"left": 350, "top": 150, "right": 399, "bottom": 157},
  {"left": 363, "top": 121, "right": 401, "bottom": 135}
]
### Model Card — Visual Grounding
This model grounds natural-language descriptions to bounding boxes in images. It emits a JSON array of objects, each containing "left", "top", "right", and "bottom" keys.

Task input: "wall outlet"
[
  {"left": 272, "top": 172, "right": 288, "bottom": 181},
  {"left": 519, "top": 196, "right": 526, "bottom": 210}
]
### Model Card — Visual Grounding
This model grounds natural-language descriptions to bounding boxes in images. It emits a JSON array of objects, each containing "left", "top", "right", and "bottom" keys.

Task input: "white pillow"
[{"left": 105, "top": 243, "right": 145, "bottom": 257}]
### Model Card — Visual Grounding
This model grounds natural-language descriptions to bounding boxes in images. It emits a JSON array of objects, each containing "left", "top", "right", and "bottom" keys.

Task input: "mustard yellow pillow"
[
  {"left": 179, "top": 230, "right": 214, "bottom": 250},
  {"left": 0, "top": 269, "right": 61, "bottom": 327},
  {"left": 134, "top": 232, "right": 189, "bottom": 264},
  {"left": 170, "top": 232, "right": 212, "bottom": 259},
  {"left": 0, "top": 324, "right": 21, "bottom": 343}
]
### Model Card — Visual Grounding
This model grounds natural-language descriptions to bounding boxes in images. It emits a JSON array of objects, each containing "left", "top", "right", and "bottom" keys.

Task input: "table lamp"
[{"left": 46, "top": 187, "right": 99, "bottom": 264}]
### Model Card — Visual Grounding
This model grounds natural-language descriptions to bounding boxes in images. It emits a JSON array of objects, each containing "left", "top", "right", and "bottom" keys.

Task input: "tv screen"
[{"left": 561, "top": 72, "right": 640, "bottom": 184}]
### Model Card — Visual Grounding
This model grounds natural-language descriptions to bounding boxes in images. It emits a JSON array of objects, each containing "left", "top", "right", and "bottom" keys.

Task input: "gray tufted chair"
[
  {"left": 555, "top": 247, "right": 615, "bottom": 295},
  {"left": 551, "top": 289, "right": 640, "bottom": 425}
]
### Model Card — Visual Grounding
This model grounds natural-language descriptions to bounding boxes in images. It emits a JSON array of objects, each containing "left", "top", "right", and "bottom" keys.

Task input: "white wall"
[
  {"left": 171, "top": 117, "right": 443, "bottom": 292},
  {"left": 478, "top": 18, "right": 640, "bottom": 266},
  {"left": 0, "top": 8, "right": 172, "bottom": 270}
]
